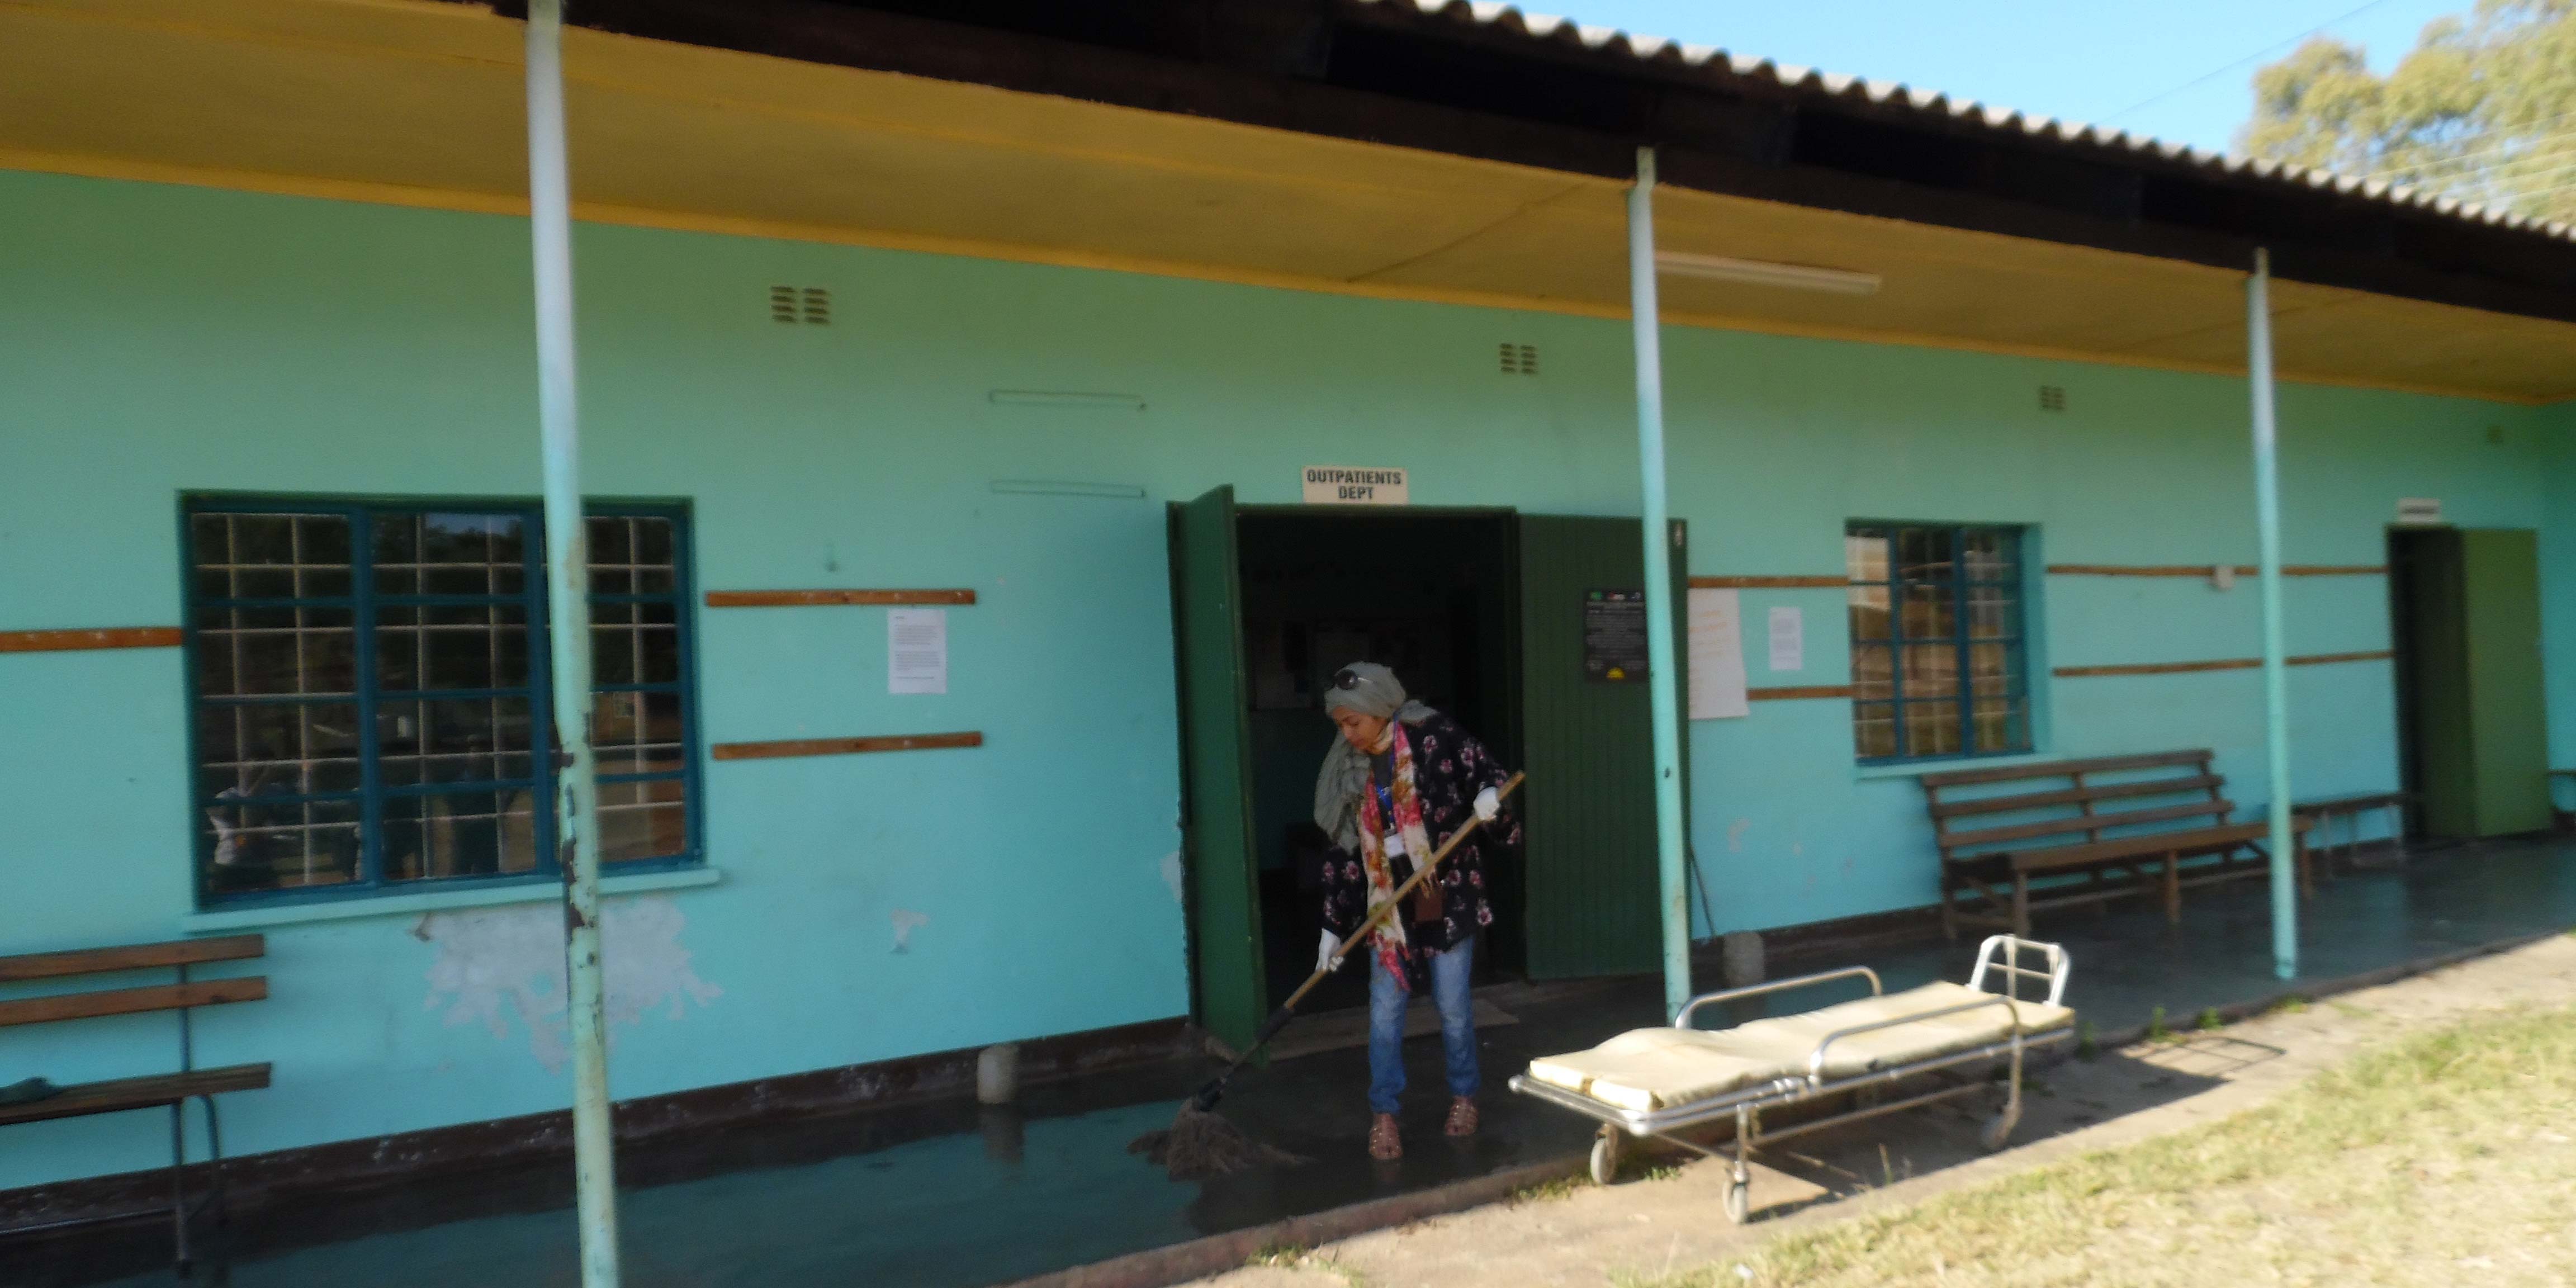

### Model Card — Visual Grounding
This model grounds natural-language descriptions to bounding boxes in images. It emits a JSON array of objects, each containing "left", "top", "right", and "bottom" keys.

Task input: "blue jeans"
[{"left": 1367, "top": 936, "right": 1479, "bottom": 1115}]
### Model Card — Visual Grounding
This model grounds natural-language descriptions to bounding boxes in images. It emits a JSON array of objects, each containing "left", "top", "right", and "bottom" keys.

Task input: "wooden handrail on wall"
[
  {"left": 705, "top": 589, "right": 976, "bottom": 607},
  {"left": 0, "top": 628, "right": 183, "bottom": 654}
]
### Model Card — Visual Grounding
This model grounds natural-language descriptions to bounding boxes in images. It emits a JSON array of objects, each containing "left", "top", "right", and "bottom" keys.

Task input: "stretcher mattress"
[{"left": 1523, "top": 982, "right": 2074, "bottom": 1114}]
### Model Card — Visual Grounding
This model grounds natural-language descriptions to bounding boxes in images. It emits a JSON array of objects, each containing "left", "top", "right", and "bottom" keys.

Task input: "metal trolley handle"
[
  {"left": 1804, "top": 994, "right": 2026, "bottom": 1082},
  {"left": 1674, "top": 965, "right": 1881, "bottom": 1031}
]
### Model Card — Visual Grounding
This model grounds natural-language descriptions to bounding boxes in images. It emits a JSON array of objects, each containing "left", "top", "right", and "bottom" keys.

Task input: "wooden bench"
[
  {"left": 2293, "top": 790, "right": 2411, "bottom": 873},
  {"left": 0, "top": 935, "right": 270, "bottom": 1272},
  {"left": 1922, "top": 751, "right": 2312, "bottom": 939}
]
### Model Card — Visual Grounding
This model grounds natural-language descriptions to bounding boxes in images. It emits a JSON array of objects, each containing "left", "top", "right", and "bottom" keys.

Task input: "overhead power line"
[{"left": 2099, "top": 0, "right": 2403, "bottom": 126}]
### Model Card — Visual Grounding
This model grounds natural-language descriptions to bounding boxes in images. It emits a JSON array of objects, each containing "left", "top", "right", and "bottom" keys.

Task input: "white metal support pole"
[
  {"left": 2247, "top": 248, "right": 2299, "bottom": 982},
  {"left": 525, "top": 2, "right": 622, "bottom": 1282},
  {"left": 1627, "top": 146, "right": 1693, "bottom": 1021}
]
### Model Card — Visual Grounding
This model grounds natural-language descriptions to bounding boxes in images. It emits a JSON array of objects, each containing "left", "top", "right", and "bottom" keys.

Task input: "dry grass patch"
[{"left": 1628, "top": 1004, "right": 2576, "bottom": 1287}]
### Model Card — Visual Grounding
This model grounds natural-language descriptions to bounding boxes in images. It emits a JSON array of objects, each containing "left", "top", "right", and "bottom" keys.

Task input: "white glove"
[
  {"left": 1474, "top": 786, "right": 1502, "bottom": 823},
  {"left": 1317, "top": 927, "right": 1345, "bottom": 974}
]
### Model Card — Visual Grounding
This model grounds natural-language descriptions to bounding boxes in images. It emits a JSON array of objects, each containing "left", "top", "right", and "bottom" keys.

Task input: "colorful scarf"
[{"left": 1353, "top": 723, "right": 1438, "bottom": 991}]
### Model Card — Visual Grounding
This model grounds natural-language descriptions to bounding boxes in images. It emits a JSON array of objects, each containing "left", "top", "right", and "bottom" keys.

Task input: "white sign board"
[
  {"left": 1767, "top": 606, "right": 1805, "bottom": 673},
  {"left": 1686, "top": 588, "right": 1750, "bottom": 720},
  {"left": 1302, "top": 466, "right": 1408, "bottom": 506},
  {"left": 888, "top": 608, "right": 948, "bottom": 695},
  {"left": 2395, "top": 497, "right": 2443, "bottom": 525}
]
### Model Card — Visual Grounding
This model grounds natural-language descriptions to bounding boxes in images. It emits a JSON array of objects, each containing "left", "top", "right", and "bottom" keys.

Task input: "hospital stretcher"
[{"left": 1508, "top": 935, "right": 2073, "bottom": 1223}]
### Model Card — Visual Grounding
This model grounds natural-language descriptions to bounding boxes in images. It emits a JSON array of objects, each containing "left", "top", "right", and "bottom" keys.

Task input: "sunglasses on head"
[{"left": 1332, "top": 668, "right": 1364, "bottom": 690}]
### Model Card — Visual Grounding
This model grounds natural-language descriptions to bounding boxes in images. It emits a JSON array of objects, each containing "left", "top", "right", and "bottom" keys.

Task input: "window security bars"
[
  {"left": 1845, "top": 524, "right": 2031, "bottom": 763},
  {"left": 187, "top": 502, "right": 696, "bottom": 903}
]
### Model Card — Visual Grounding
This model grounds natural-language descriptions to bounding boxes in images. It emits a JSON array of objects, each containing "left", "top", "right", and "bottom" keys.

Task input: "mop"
[{"left": 1131, "top": 774, "right": 1524, "bottom": 1180}]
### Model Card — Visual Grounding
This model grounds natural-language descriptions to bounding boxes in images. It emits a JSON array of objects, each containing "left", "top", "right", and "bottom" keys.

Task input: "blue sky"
[{"left": 1540, "top": 0, "right": 2467, "bottom": 155}]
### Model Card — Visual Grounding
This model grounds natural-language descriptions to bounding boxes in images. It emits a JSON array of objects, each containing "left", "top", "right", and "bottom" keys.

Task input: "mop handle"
[{"left": 1282, "top": 772, "right": 1524, "bottom": 1015}]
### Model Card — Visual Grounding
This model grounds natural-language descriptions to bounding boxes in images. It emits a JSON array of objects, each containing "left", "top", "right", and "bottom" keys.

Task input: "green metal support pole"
[
  {"left": 525, "top": 2, "right": 623, "bottom": 1283},
  {"left": 2247, "top": 248, "right": 2299, "bottom": 982},
  {"left": 1627, "top": 146, "right": 1693, "bottom": 1021}
]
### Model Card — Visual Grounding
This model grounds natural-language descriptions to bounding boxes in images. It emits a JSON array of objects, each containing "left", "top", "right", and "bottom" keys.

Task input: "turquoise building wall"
[{"left": 0, "top": 167, "right": 2563, "bottom": 1190}]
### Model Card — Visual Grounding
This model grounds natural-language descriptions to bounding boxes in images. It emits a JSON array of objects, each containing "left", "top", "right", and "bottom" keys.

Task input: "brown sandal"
[
  {"left": 1369, "top": 1112, "right": 1403, "bottom": 1160},
  {"left": 1445, "top": 1097, "right": 1479, "bottom": 1137}
]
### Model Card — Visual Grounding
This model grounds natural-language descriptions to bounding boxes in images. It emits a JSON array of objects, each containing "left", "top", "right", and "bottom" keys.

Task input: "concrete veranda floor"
[{"left": 11, "top": 835, "right": 2575, "bottom": 1288}]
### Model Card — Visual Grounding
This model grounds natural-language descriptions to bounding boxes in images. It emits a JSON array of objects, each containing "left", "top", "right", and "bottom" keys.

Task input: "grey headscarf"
[{"left": 1313, "top": 662, "right": 1434, "bottom": 853}]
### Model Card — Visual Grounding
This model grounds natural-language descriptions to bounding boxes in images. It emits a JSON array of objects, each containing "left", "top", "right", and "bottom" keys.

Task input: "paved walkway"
[{"left": 1190, "top": 931, "right": 2576, "bottom": 1288}]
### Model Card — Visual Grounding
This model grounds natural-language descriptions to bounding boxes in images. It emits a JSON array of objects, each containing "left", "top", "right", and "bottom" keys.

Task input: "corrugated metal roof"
[{"left": 1354, "top": 0, "right": 2576, "bottom": 244}]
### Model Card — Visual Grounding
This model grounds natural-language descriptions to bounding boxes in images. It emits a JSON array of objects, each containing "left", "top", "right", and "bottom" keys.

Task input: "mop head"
[{"left": 1128, "top": 1101, "right": 1305, "bottom": 1181}]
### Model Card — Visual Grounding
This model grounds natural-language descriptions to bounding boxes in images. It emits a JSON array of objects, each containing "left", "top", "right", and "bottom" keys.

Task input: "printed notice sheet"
[
  {"left": 1686, "top": 588, "right": 1750, "bottom": 720},
  {"left": 888, "top": 608, "right": 948, "bottom": 695},
  {"left": 1768, "top": 605, "right": 1805, "bottom": 674}
]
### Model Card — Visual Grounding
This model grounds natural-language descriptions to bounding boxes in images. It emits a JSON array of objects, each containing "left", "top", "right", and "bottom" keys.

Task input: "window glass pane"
[
  {"left": 1901, "top": 642, "right": 1957, "bottom": 698},
  {"left": 1847, "top": 586, "right": 1890, "bottom": 641},
  {"left": 1850, "top": 643, "right": 1894, "bottom": 701},
  {"left": 203, "top": 796, "right": 361, "bottom": 896},
  {"left": 1905, "top": 700, "right": 1962, "bottom": 757},
  {"left": 1852, "top": 701, "right": 1898, "bottom": 759},
  {"left": 1969, "top": 643, "right": 2022, "bottom": 695},
  {"left": 1844, "top": 529, "right": 1889, "bottom": 583},
  {"left": 197, "top": 701, "right": 363, "bottom": 797},
  {"left": 1963, "top": 528, "right": 2018, "bottom": 582},
  {"left": 380, "top": 603, "right": 529, "bottom": 693},
  {"left": 598, "top": 778, "right": 688, "bottom": 864},
  {"left": 589, "top": 514, "right": 680, "bottom": 596},
  {"left": 376, "top": 512, "right": 525, "bottom": 598},
  {"left": 593, "top": 691, "right": 686, "bottom": 777},
  {"left": 383, "top": 789, "right": 539, "bottom": 882},
  {"left": 1967, "top": 586, "right": 2016, "bottom": 640},
  {"left": 1972, "top": 695, "right": 2030, "bottom": 754},
  {"left": 196, "top": 606, "right": 356, "bottom": 697},
  {"left": 1896, "top": 528, "right": 1954, "bottom": 581},
  {"left": 378, "top": 697, "right": 536, "bottom": 787},
  {"left": 1900, "top": 584, "right": 1955, "bottom": 640}
]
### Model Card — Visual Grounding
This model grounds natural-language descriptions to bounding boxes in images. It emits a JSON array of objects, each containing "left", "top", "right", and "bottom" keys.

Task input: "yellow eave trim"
[{"left": 0, "top": 146, "right": 2548, "bottom": 408}]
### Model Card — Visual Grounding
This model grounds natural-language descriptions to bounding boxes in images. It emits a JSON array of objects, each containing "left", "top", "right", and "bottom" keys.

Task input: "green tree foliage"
[{"left": 2243, "top": 0, "right": 2576, "bottom": 223}]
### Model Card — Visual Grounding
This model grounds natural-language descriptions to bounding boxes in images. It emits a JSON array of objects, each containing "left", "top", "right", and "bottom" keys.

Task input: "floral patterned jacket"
[{"left": 1320, "top": 710, "right": 1519, "bottom": 973}]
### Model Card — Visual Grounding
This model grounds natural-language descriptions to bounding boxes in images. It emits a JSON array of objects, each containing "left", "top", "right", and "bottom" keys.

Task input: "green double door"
[{"left": 1170, "top": 488, "right": 1685, "bottom": 1049}]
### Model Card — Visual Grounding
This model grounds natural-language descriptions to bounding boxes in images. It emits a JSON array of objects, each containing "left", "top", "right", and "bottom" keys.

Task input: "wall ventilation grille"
[
  {"left": 2038, "top": 385, "right": 2067, "bottom": 412},
  {"left": 1499, "top": 343, "right": 1538, "bottom": 375},
  {"left": 771, "top": 286, "right": 830, "bottom": 325}
]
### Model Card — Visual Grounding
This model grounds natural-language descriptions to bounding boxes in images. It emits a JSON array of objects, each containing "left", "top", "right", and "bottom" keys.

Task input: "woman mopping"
[{"left": 1313, "top": 662, "right": 1518, "bottom": 1161}]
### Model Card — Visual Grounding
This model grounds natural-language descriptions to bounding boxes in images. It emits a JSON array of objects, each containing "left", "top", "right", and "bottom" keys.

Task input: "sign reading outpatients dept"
[{"left": 1303, "top": 466, "right": 1408, "bottom": 505}]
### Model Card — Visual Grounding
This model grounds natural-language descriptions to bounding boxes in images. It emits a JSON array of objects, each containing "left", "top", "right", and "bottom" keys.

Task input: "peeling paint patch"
[
  {"left": 419, "top": 895, "right": 719, "bottom": 1072},
  {"left": 1160, "top": 851, "right": 1185, "bottom": 905},
  {"left": 891, "top": 908, "right": 930, "bottom": 953},
  {"left": 1726, "top": 818, "right": 1750, "bottom": 853}
]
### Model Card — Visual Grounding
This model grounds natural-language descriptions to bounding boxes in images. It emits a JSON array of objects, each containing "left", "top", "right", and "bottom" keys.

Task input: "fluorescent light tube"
[{"left": 1654, "top": 252, "right": 1881, "bottom": 295}]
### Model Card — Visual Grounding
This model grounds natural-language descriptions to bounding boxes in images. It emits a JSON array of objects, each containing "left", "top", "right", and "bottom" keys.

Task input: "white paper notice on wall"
[
  {"left": 1767, "top": 606, "right": 1805, "bottom": 674},
  {"left": 1686, "top": 588, "right": 1750, "bottom": 720},
  {"left": 888, "top": 609, "right": 948, "bottom": 695}
]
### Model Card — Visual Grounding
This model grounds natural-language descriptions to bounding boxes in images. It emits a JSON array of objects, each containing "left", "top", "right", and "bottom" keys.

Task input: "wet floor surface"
[{"left": 15, "top": 838, "right": 2574, "bottom": 1288}]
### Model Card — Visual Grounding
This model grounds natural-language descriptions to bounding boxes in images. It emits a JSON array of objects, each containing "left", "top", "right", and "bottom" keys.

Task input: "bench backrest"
[
  {"left": 0, "top": 935, "right": 266, "bottom": 1030},
  {"left": 1920, "top": 751, "right": 2232, "bottom": 861}
]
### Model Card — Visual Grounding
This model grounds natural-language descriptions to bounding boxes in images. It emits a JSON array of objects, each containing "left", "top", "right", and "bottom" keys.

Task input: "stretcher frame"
[{"left": 1508, "top": 935, "right": 2072, "bottom": 1223}]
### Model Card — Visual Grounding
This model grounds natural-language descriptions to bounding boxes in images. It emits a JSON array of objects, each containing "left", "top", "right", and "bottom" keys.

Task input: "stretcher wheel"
[
  {"left": 1723, "top": 1177, "right": 1750, "bottom": 1224},
  {"left": 1589, "top": 1126, "right": 1622, "bottom": 1185}
]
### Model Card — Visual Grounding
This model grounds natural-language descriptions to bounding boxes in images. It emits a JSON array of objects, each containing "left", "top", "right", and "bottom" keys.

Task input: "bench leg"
[
  {"left": 2298, "top": 833, "right": 2316, "bottom": 899},
  {"left": 1939, "top": 874, "right": 1958, "bottom": 943},
  {"left": 2011, "top": 874, "right": 2030, "bottom": 939},
  {"left": 203, "top": 1093, "right": 230, "bottom": 1233},
  {"left": 2162, "top": 853, "right": 2181, "bottom": 925},
  {"left": 169, "top": 1102, "right": 190, "bottom": 1275}
]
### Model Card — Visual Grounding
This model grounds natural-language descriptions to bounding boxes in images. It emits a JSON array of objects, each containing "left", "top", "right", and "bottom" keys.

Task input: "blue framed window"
[
  {"left": 185, "top": 499, "right": 699, "bottom": 905},
  {"left": 1846, "top": 523, "right": 2030, "bottom": 763}
]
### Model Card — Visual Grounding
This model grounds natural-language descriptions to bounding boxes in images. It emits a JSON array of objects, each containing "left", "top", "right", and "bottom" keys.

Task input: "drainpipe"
[
  {"left": 1627, "top": 146, "right": 1693, "bottom": 1020},
  {"left": 525, "top": 1, "right": 623, "bottom": 1284},
  {"left": 2247, "top": 249, "right": 2298, "bottom": 982}
]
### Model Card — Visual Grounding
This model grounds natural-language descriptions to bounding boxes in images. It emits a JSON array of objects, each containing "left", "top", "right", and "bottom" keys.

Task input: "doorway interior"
[
  {"left": 2387, "top": 525, "right": 2551, "bottom": 840},
  {"left": 1234, "top": 508, "right": 1523, "bottom": 1012}
]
